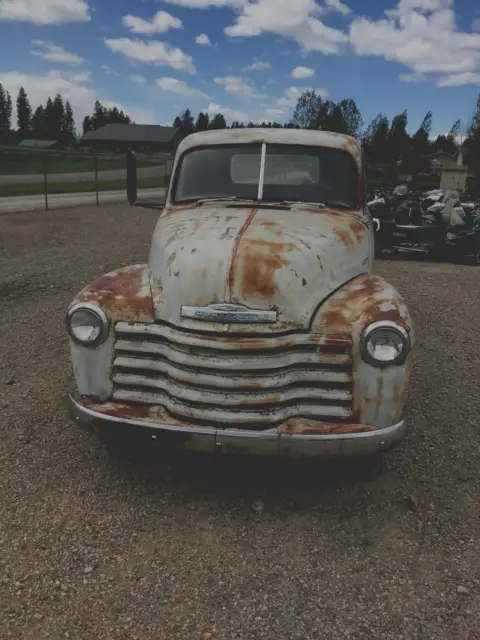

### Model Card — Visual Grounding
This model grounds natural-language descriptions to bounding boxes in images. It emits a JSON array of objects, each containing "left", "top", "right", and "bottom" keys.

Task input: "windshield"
[{"left": 172, "top": 143, "right": 358, "bottom": 209}]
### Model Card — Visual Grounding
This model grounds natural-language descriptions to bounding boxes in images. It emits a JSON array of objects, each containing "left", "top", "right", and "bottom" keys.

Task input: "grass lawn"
[
  {"left": 0, "top": 175, "right": 169, "bottom": 198},
  {"left": 0, "top": 149, "right": 165, "bottom": 175}
]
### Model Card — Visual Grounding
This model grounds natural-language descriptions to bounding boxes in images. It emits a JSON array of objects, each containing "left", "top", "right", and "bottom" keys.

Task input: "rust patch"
[
  {"left": 227, "top": 208, "right": 258, "bottom": 299},
  {"left": 276, "top": 419, "right": 375, "bottom": 435},
  {"left": 167, "top": 251, "right": 177, "bottom": 267},
  {"left": 349, "top": 218, "right": 366, "bottom": 244},
  {"left": 235, "top": 237, "right": 297, "bottom": 299},
  {"left": 91, "top": 404, "right": 153, "bottom": 420},
  {"left": 75, "top": 266, "right": 154, "bottom": 323},
  {"left": 87, "top": 403, "right": 214, "bottom": 430},
  {"left": 334, "top": 226, "right": 354, "bottom": 247},
  {"left": 166, "top": 202, "right": 199, "bottom": 213},
  {"left": 315, "top": 275, "right": 402, "bottom": 337}
]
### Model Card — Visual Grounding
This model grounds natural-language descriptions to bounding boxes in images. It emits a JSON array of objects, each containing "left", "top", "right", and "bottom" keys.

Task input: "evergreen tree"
[
  {"left": 0, "top": 83, "right": 13, "bottom": 138},
  {"left": 209, "top": 113, "right": 227, "bottom": 129},
  {"left": 83, "top": 115, "right": 92, "bottom": 135},
  {"left": 63, "top": 101, "right": 75, "bottom": 143},
  {"left": 16, "top": 87, "right": 32, "bottom": 136},
  {"left": 180, "top": 108, "right": 195, "bottom": 135},
  {"left": 195, "top": 111, "right": 210, "bottom": 132},
  {"left": 31, "top": 105, "right": 45, "bottom": 138}
]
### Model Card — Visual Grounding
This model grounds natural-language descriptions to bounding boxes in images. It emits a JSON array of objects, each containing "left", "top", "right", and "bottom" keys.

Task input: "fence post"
[
  {"left": 44, "top": 151, "right": 48, "bottom": 211},
  {"left": 94, "top": 155, "right": 99, "bottom": 206},
  {"left": 126, "top": 148, "right": 137, "bottom": 205}
]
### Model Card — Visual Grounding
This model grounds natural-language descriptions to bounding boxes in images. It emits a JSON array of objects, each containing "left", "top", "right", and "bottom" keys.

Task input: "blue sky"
[{"left": 0, "top": 0, "right": 480, "bottom": 135}]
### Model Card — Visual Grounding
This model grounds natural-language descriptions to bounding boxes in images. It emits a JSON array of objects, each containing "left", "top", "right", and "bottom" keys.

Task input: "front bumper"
[{"left": 68, "top": 395, "right": 407, "bottom": 458}]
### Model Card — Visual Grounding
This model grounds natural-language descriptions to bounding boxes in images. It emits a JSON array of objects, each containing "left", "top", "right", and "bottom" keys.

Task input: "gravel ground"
[{"left": 0, "top": 203, "right": 479, "bottom": 640}]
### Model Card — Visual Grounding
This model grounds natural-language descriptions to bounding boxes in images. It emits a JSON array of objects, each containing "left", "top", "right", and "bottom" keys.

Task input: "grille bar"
[
  {"left": 113, "top": 372, "right": 352, "bottom": 406},
  {"left": 112, "top": 389, "right": 353, "bottom": 424},
  {"left": 113, "top": 355, "right": 352, "bottom": 389},
  {"left": 115, "top": 339, "right": 351, "bottom": 371},
  {"left": 116, "top": 322, "right": 350, "bottom": 352}
]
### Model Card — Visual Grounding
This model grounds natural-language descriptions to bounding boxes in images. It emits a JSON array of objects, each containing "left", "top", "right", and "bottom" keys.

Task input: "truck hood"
[{"left": 148, "top": 204, "right": 371, "bottom": 333}]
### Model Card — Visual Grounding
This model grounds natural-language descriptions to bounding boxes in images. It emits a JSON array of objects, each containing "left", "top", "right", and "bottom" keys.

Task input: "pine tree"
[
  {"left": 93, "top": 100, "right": 107, "bottom": 131},
  {"left": 0, "top": 83, "right": 12, "bottom": 138},
  {"left": 31, "top": 105, "right": 45, "bottom": 138},
  {"left": 52, "top": 94, "right": 65, "bottom": 139},
  {"left": 83, "top": 115, "right": 92, "bottom": 135},
  {"left": 209, "top": 113, "right": 226, "bottom": 130},
  {"left": 16, "top": 87, "right": 32, "bottom": 136},
  {"left": 195, "top": 111, "right": 209, "bottom": 132},
  {"left": 43, "top": 97, "right": 55, "bottom": 139},
  {"left": 180, "top": 108, "right": 195, "bottom": 135},
  {"left": 63, "top": 100, "right": 75, "bottom": 143}
]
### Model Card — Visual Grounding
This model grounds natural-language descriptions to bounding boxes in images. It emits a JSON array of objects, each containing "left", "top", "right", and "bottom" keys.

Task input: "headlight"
[
  {"left": 360, "top": 321, "right": 410, "bottom": 367},
  {"left": 65, "top": 303, "right": 109, "bottom": 347}
]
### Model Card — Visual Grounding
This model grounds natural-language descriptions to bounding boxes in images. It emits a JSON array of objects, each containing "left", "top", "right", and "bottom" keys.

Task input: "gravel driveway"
[{"left": 1, "top": 204, "right": 479, "bottom": 640}]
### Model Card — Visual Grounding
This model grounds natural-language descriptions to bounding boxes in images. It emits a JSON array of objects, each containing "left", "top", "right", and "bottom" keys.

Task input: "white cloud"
[
  {"left": 101, "top": 64, "right": 119, "bottom": 76},
  {"left": 349, "top": 1, "right": 480, "bottom": 79},
  {"left": 195, "top": 33, "right": 211, "bottom": 45},
  {"left": 473, "top": 18, "right": 480, "bottom": 32},
  {"left": 203, "top": 101, "right": 247, "bottom": 121},
  {"left": 30, "top": 40, "right": 85, "bottom": 66},
  {"left": 214, "top": 75, "right": 262, "bottom": 98},
  {"left": 263, "top": 107, "right": 285, "bottom": 119},
  {"left": 243, "top": 59, "right": 270, "bottom": 71},
  {"left": 291, "top": 65, "right": 314, "bottom": 79},
  {"left": 0, "top": 69, "right": 155, "bottom": 129},
  {"left": 122, "top": 10, "right": 182, "bottom": 34},
  {"left": 0, "top": 0, "right": 90, "bottom": 24},
  {"left": 156, "top": 77, "right": 209, "bottom": 97},
  {"left": 71, "top": 71, "right": 91, "bottom": 83},
  {"left": 276, "top": 85, "right": 328, "bottom": 108},
  {"left": 130, "top": 74, "right": 147, "bottom": 83},
  {"left": 399, "top": 71, "right": 427, "bottom": 82},
  {"left": 224, "top": 0, "right": 348, "bottom": 54},
  {"left": 0, "top": 69, "right": 95, "bottom": 128},
  {"left": 437, "top": 71, "right": 480, "bottom": 87},
  {"left": 323, "top": 0, "right": 351, "bottom": 16},
  {"left": 104, "top": 38, "right": 195, "bottom": 73},
  {"left": 161, "top": 0, "right": 244, "bottom": 7}
]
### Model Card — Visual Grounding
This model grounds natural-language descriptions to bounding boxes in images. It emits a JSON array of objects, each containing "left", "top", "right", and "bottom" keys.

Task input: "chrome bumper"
[{"left": 68, "top": 395, "right": 407, "bottom": 458}]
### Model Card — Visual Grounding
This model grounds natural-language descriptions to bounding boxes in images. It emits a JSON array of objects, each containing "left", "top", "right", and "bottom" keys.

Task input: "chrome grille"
[{"left": 112, "top": 322, "right": 353, "bottom": 429}]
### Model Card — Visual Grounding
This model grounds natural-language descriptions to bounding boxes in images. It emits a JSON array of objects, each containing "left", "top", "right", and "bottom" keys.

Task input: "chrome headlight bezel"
[
  {"left": 360, "top": 320, "right": 410, "bottom": 368},
  {"left": 65, "top": 302, "right": 109, "bottom": 347}
]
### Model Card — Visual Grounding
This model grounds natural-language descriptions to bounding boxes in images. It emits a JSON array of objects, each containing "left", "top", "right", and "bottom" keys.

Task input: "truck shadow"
[{"left": 102, "top": 442, "right": 399, "bottom": 502}]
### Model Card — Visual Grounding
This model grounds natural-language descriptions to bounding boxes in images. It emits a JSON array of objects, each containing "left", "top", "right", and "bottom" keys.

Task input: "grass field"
[
  {"left": 0, "top": 175, "right": 169, "bottom": 198},
  {"left": 0, "top": 149, "right": 165, "bottom": 175}
]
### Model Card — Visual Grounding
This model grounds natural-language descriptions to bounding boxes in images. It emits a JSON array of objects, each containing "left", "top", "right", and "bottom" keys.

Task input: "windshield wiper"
[{"left": 196, "top": 197, "right": 253, "bottom": 204}]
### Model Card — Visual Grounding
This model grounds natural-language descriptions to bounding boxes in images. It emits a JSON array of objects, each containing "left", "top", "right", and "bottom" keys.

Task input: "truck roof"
[{"left": 177, "top": 127, "right": 361, "bottom": 163}]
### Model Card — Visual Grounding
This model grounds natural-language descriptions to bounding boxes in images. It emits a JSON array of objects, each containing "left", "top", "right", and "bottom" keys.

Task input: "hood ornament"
[{"left": 181, "top": 303, "right": 277, "bottom": 324}]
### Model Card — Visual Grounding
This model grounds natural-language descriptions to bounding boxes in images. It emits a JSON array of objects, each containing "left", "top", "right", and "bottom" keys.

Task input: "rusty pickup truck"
[{"left": 65, "top": 128, "right": 414, "bottom": 459}]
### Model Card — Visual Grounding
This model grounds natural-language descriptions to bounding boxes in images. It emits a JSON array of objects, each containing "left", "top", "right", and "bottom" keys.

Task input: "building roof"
[
  {"left": 82, "top": 124, "right": 180, "bottom": 143},
  {"left": 18, "top": 139, "right": 58, "bottom": 148}
]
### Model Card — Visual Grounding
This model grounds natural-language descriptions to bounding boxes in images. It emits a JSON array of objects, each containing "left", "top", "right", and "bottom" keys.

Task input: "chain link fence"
[{"left": 0, "top": 145, "right": 172, "bottom": 211}]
